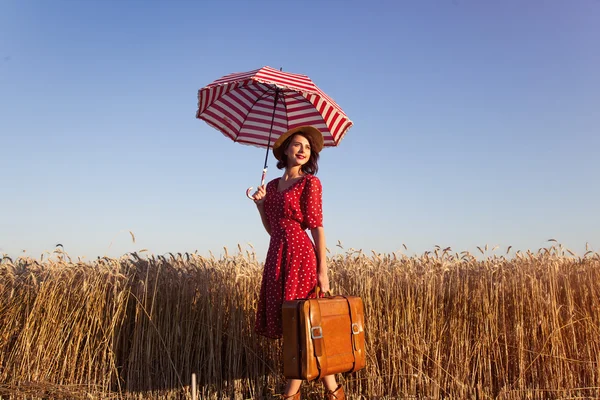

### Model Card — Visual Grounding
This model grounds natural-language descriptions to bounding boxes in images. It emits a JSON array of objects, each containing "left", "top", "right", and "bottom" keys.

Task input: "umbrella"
[{"left": 196, "top": 66, "right": 353, "bottom": 198}]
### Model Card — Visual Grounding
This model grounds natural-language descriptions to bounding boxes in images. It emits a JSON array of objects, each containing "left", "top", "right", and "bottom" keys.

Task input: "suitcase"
[{"left": 282, "top": 289, "right": 366, "bottom": 381}]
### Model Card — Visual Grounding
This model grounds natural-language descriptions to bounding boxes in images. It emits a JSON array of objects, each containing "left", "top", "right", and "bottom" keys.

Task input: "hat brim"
[{"left": 272, "top": 126, "right": 324, "bottom": 161}]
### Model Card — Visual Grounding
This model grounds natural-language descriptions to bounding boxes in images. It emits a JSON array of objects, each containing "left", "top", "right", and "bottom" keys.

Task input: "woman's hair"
[{"left": 276, "top": 132, "right": 320, "bottom": 175}]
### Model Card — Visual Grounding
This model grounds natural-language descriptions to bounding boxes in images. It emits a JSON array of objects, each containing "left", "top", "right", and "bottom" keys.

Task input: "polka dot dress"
[{"left": 255, "top": 174, "right": 323, "bottom": 339}]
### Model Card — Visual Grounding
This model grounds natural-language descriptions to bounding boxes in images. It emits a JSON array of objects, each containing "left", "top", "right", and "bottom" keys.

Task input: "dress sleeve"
[{"left": 301, "top": 176, "right": 323, "bottom": 229}]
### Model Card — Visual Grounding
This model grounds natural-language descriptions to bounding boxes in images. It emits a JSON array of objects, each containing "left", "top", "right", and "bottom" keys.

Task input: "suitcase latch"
[
  {"left": 352, "top": 323, "right": 360, "bottom": 334},
  {"left": 311, "top": 326, "right": 323, "bottom": 339}
]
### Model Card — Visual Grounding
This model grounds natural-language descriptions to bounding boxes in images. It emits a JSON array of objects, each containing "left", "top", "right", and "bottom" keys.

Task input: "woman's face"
[{"left": 284, "top": 134, "right": 311, "bottom": 168}]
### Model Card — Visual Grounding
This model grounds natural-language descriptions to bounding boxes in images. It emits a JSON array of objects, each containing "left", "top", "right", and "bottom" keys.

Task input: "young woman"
[{"left": 251, "top": 126, "right": 344, "bottom": 400}]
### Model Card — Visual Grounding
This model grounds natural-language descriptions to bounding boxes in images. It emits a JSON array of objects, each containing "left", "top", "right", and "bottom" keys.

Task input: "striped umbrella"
[{"left": 196, "top": 66, "right": 353, "bottom": 198}]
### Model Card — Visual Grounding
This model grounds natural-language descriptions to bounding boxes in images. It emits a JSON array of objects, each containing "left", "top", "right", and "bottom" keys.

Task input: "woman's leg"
[
  {"left": 284, "top": 378, "right": 302, "bottom": 397},
  {"left": 321, "top": 374, "right": 338, "bottom": 391}
]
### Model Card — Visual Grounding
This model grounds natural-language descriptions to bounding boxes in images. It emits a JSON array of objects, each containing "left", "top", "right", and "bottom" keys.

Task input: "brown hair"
[{"left": 276, "top": 132, "right": 320, "bottom": 175}]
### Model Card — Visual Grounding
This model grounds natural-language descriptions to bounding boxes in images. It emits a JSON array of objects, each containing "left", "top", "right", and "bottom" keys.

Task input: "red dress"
[{"left": 255, "top": 174, "right": 323, "bottom": 339}]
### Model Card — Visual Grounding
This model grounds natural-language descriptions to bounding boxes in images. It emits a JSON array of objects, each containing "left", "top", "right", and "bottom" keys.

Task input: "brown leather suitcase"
[{"left": 282, "top": 291, "right": 366, "bottom": 381}]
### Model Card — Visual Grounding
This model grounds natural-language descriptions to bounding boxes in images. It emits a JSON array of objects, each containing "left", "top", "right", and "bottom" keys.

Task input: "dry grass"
[{"left": 1, "top": 244, "right": 600, "bottom": 399}]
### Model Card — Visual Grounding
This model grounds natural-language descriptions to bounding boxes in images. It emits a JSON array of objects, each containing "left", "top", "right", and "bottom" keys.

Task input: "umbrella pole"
[
  {"left": 246, "top": 88, "right": 280, "bottom": 199},
  {"left": 262, "top": 88, "right": 280, "bottom": 185}
]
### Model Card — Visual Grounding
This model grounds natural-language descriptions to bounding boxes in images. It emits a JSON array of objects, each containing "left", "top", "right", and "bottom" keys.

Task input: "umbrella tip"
[{"left": 280, "top": 67, "right": 283, "bottom": 71}]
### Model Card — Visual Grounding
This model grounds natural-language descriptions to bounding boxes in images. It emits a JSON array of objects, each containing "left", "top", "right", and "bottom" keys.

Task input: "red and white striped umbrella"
[
  {"left": 196, "top": 66, "right": 352, "bottom": 198},
  {"left": 196, "top": 66, "right": 353, "bottom": 149}
]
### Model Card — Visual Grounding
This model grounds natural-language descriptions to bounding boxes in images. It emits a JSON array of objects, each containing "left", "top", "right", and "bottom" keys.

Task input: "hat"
[{"left": 272, "top": 126, "right": 324, "bottom": 161}]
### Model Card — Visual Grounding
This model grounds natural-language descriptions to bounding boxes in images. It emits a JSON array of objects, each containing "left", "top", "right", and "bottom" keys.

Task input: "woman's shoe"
[
  {"left": 281, "top": 389, "right": 300, "bottom": 400},
  {"left": 325, "top": 384, "right": 345, "bottom": 400}
]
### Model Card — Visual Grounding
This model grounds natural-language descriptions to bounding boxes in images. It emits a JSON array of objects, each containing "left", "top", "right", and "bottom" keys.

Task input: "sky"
[{"left": 1, "top": 0, "right": 599, "bottom": 261}]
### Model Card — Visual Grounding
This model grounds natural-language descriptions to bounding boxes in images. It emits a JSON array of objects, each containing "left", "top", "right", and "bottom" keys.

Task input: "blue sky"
[{"left": 1, "top": 0, "right": 599, "bottom": 260}]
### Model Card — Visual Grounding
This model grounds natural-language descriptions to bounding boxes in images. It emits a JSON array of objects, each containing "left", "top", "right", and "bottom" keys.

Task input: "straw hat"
[{"left": 272, "top": 126, "right": 324, "bottom": 161}]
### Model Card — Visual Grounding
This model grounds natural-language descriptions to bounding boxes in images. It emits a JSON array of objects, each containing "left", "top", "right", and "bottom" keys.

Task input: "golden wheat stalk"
[{"left": 1, "top": 244, "right": 599, "bottom": 399}]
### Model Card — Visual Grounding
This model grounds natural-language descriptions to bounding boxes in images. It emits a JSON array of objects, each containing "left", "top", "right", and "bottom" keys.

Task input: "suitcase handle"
[{"left": 314, "top": 285, "right": 332, "bottom": 298}]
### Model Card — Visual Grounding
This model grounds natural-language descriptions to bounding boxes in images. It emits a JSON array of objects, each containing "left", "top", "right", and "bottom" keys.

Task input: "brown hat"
[{"left": 272, "top": 126, "right": 324, "bottom": 161}]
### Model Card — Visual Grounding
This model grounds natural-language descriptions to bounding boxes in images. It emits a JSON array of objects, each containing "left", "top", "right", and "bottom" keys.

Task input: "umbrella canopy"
[{"left": 196, "top": 66, "right": 353, "bottom": 150}]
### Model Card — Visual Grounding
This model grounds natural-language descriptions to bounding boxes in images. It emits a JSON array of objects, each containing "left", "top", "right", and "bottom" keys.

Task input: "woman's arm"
[
  {"left": 310, "top": 226, "right": 329, "bottom": 292},
  {"left": 252, "top": 184, "right": 271, "bottom": 235},
  {"left": 257, "top": 203, "right": 271, "bottom": 235}
]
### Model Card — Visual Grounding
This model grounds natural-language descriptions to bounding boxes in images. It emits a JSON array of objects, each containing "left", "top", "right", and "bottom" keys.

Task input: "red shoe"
[
  {"left": 325, "top": 384, "right": 345, "bottom": 400},
  {"left": 281, "top": 389, "right": 301, "bottom": 400}
]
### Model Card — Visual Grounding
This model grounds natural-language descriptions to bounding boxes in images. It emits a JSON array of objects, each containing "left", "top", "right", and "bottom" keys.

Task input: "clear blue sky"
[{"left": 1, "top": 0, "right": 599, "bottom": 260}]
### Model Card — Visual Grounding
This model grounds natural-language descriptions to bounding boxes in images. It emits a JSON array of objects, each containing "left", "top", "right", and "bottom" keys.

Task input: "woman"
[{"left": 252, "top": 126, "right": 345, "bottom": 400}]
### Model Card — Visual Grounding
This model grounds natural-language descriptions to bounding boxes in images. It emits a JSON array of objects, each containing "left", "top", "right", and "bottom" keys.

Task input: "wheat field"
[{"left": 1, "top": 243, "right": 600, "bottom": 399}]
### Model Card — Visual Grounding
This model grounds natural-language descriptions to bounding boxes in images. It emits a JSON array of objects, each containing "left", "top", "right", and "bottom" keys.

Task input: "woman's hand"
[
  {"left": 252, "top": 185, "right": 266, "bottom": 208},
  {"left": 317, "top": 267, "right": 330, "bottom": 294}
]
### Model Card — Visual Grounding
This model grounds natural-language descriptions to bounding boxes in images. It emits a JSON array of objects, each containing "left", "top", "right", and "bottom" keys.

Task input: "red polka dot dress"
[{"left": 255, "top": 174, "right": 323, "bottom": 339}]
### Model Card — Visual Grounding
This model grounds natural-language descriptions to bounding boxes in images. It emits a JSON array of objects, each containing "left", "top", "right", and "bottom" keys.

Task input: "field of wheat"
[{"left": 1, "top": 243, "right": 599, "bottom": 399}]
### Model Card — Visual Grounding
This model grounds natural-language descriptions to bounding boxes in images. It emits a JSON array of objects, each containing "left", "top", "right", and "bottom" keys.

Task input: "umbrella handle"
[{"left": 246, "top": 168, "right": 268, "bottom": 200}]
